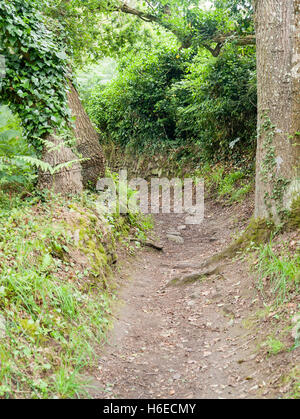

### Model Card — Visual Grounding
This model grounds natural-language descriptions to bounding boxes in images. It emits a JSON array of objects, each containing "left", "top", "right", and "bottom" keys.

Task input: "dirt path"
[{"left": 90, "top": 199, "right": 297, "bottom": 399}]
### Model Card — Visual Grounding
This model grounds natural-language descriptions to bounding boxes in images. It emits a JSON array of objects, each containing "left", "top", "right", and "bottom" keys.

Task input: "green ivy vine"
[
  {"left": 0, "top": 0, "right": 70, "bottom": 151},
  {"left": 259, "top": 113, "right": 290, "bottom": 219}
]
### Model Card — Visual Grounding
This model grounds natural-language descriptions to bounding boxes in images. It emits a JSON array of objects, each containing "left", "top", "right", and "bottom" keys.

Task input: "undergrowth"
[
  {"left": 104, "top": 142, "right": 254, "bottom": 206},
  {"left": 250, "top": 220, "right": 300, "bottom": 397},
  {"left": 256, "top": 241, "right": 300, "bottom": 306},
  {"left": 0, "top": 190, "right": 151, "bottom": 398},
  {"left": 192, "top": 163, "right": 254, "bottom": 204}
]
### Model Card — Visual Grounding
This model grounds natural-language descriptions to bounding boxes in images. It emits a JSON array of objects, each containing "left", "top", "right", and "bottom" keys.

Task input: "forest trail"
[{"left": 90, "top": 199, "right": 295, "bottom": 399}]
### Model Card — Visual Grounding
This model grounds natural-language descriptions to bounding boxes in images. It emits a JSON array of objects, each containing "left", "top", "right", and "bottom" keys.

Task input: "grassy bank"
[
  {"left": 246, "top": 203, "right": 300, "bottom": 398},
  {"left": 0, "top": 191, "right": 151, "bottom": 398}
]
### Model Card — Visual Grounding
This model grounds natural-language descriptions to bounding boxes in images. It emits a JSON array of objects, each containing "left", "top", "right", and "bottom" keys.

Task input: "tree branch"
[
  {"left": 109, "top": 2, "right": 256, "bottom": 56},
  {"left": 214, "top": 34, "right": 256, "bottom": 46},
  {"left": 202, "top": 42, "right": 224, "bottom": 57},
  {"left": 117, "top": 3, "right": 159, "bottom": 23}
]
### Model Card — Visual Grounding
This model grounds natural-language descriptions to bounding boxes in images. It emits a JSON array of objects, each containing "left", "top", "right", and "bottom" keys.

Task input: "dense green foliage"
[
  {"left": 0, "top": 105, "right": 82, "bottom": 190},
  {"left": 175, "top": 46, "right": 257, "bottom": 160},
  {"left": 42, "top": 0, "right": 254, "bottom": 62},
  {"left": 0, "top": 0, "right": 69, "bottom": 147},
  {"left": 44, "top": 0, "right": 156, "bottom": 65},
  {"left": 0, "top": 0, "right": 256, "bottom": 162},
  {"left": 87, "top": 43, "right": 189, "bottom": 153},
  {"left": 86, "top": 43, "right": 257, "bottom": 161},
  {"left": 76, "top": 59, "right": 117, "bottom": 104},
  {"left": 0, "top": 105, "right": 36, "bottom": 189}
]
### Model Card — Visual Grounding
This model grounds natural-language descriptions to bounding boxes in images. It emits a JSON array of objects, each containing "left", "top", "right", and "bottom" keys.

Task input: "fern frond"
[
  {"left": 14, "top": 156, "right": 53, "bottom": 172},
  {"left": 52, "top": 158, "right": 88, "bottom": 174}
]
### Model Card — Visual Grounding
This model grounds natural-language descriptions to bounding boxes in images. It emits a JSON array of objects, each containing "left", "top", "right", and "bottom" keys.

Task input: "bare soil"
[{"left": 90, "top": 198, "right": 299, "bottom": 399}]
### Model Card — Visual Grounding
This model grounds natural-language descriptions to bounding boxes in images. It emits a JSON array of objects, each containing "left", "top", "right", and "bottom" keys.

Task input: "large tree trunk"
[
  {"left": 38, "top": 135, "right": 83, "bottom": 195},
  {"left": 39, "top": 83, "right": 105, "bottom": 194},
  {"left": 254, "top": 0, "right": 300, "bottom": 222},
  {"left": 67, "top": 83, "right": 105, "bottom": 188}
]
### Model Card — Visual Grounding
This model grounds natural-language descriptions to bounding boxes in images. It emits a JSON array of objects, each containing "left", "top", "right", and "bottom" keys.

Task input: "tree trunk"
[
  {"left": 38, "top": 135, "right": 83, "bottom": 195},
  {"left": 255, "top": 0, "right": 300, "bottom": 222},
  {"left": 39, "top": 83, "right": 105, "bottom": 194},
  {"left": 67, "top": 83, "right": 105, "bottom": 189}
]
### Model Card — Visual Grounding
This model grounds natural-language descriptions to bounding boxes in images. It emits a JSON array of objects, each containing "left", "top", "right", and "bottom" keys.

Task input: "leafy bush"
[
  {"left": 192, "top": 163, "right": 253, "bottom": 203},
  {"left": 175, "top": 46, "right": 257, "bottom": 161},
  {"left": 76, "top": 59, "right": 117, "bottom": 105},
  {"left": 87, "top": 43, "right": 190, "bottom": 153},
  {"left": 87, "top": 43, "right": 257, "bottom": 163}
]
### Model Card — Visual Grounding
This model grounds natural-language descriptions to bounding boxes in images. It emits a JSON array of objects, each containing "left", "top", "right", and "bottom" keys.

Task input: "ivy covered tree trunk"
[
  {"left": 0, "top": 1, "right": 106, "bottom": 195},
  {"left": 67, "top": 83, "right": 105, "bottom": 189},
  {"left": 254, "top": 0, "right": 300, "bottom": 221}
]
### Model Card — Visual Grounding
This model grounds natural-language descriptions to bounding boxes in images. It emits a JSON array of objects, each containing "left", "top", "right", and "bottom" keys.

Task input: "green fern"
[
  {"left": 52, "top": 159, "right": 87, "bottom": 174},
  {"left": 16, "top": 155, "right": 86, "bottom": 175},
  {"left": 0, "top": 105, "right": 87, "bottom": 187},
  {"left": 12, "top": 156, "right": 53, "bottom": 173}
]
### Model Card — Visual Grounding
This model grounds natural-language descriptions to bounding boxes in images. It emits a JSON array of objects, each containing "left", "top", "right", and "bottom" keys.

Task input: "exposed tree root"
[
  {"left": 168, "top": 217, "right": 275, "bottom": 286},
  {"left": 167, "top": 264, "right": 226, "bottom": 286}
]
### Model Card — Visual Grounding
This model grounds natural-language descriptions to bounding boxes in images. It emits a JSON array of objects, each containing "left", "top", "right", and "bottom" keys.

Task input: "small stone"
[
  {"left": 186, "top": 207, "right": 196, "bottom": 215},
  {"left": 166, "top": 229, "right": 181, "bottom": 236},
  {"left": 166, "top": 234, "right": 184, "bottom": 244},
  {"left": 190, "top": 290, "right": 202, "bottom": 299},
  {"left": 223, "top": 305, "right": 235, "bottom": 316}
]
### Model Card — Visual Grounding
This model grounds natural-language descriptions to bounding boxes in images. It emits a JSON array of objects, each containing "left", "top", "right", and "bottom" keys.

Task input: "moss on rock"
[
  {"left": 287, "top": 195, "right": 300, "bottom": 230},
  {"left": 61, "top": 204, "right": 118, "bottom": 288},
  {"left": 220, "top": 218, "right": 274, "bottom": 258},
  {"left": 199, "top": 217, "right": 275, "bottom": 269}
]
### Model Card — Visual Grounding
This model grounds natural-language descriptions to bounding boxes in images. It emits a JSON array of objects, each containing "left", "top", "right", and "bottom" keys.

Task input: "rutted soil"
[{"left": 90, "top": 199, "right": 299, "bottom": 399}]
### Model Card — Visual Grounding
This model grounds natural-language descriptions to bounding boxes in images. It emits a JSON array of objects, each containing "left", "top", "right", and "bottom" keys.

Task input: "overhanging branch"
[
  {"left": 117, "top": 3, "right": 159, "bottom": 23},
  {"left": 108, "top": 2, "right": 256, "bottom": 56}
]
